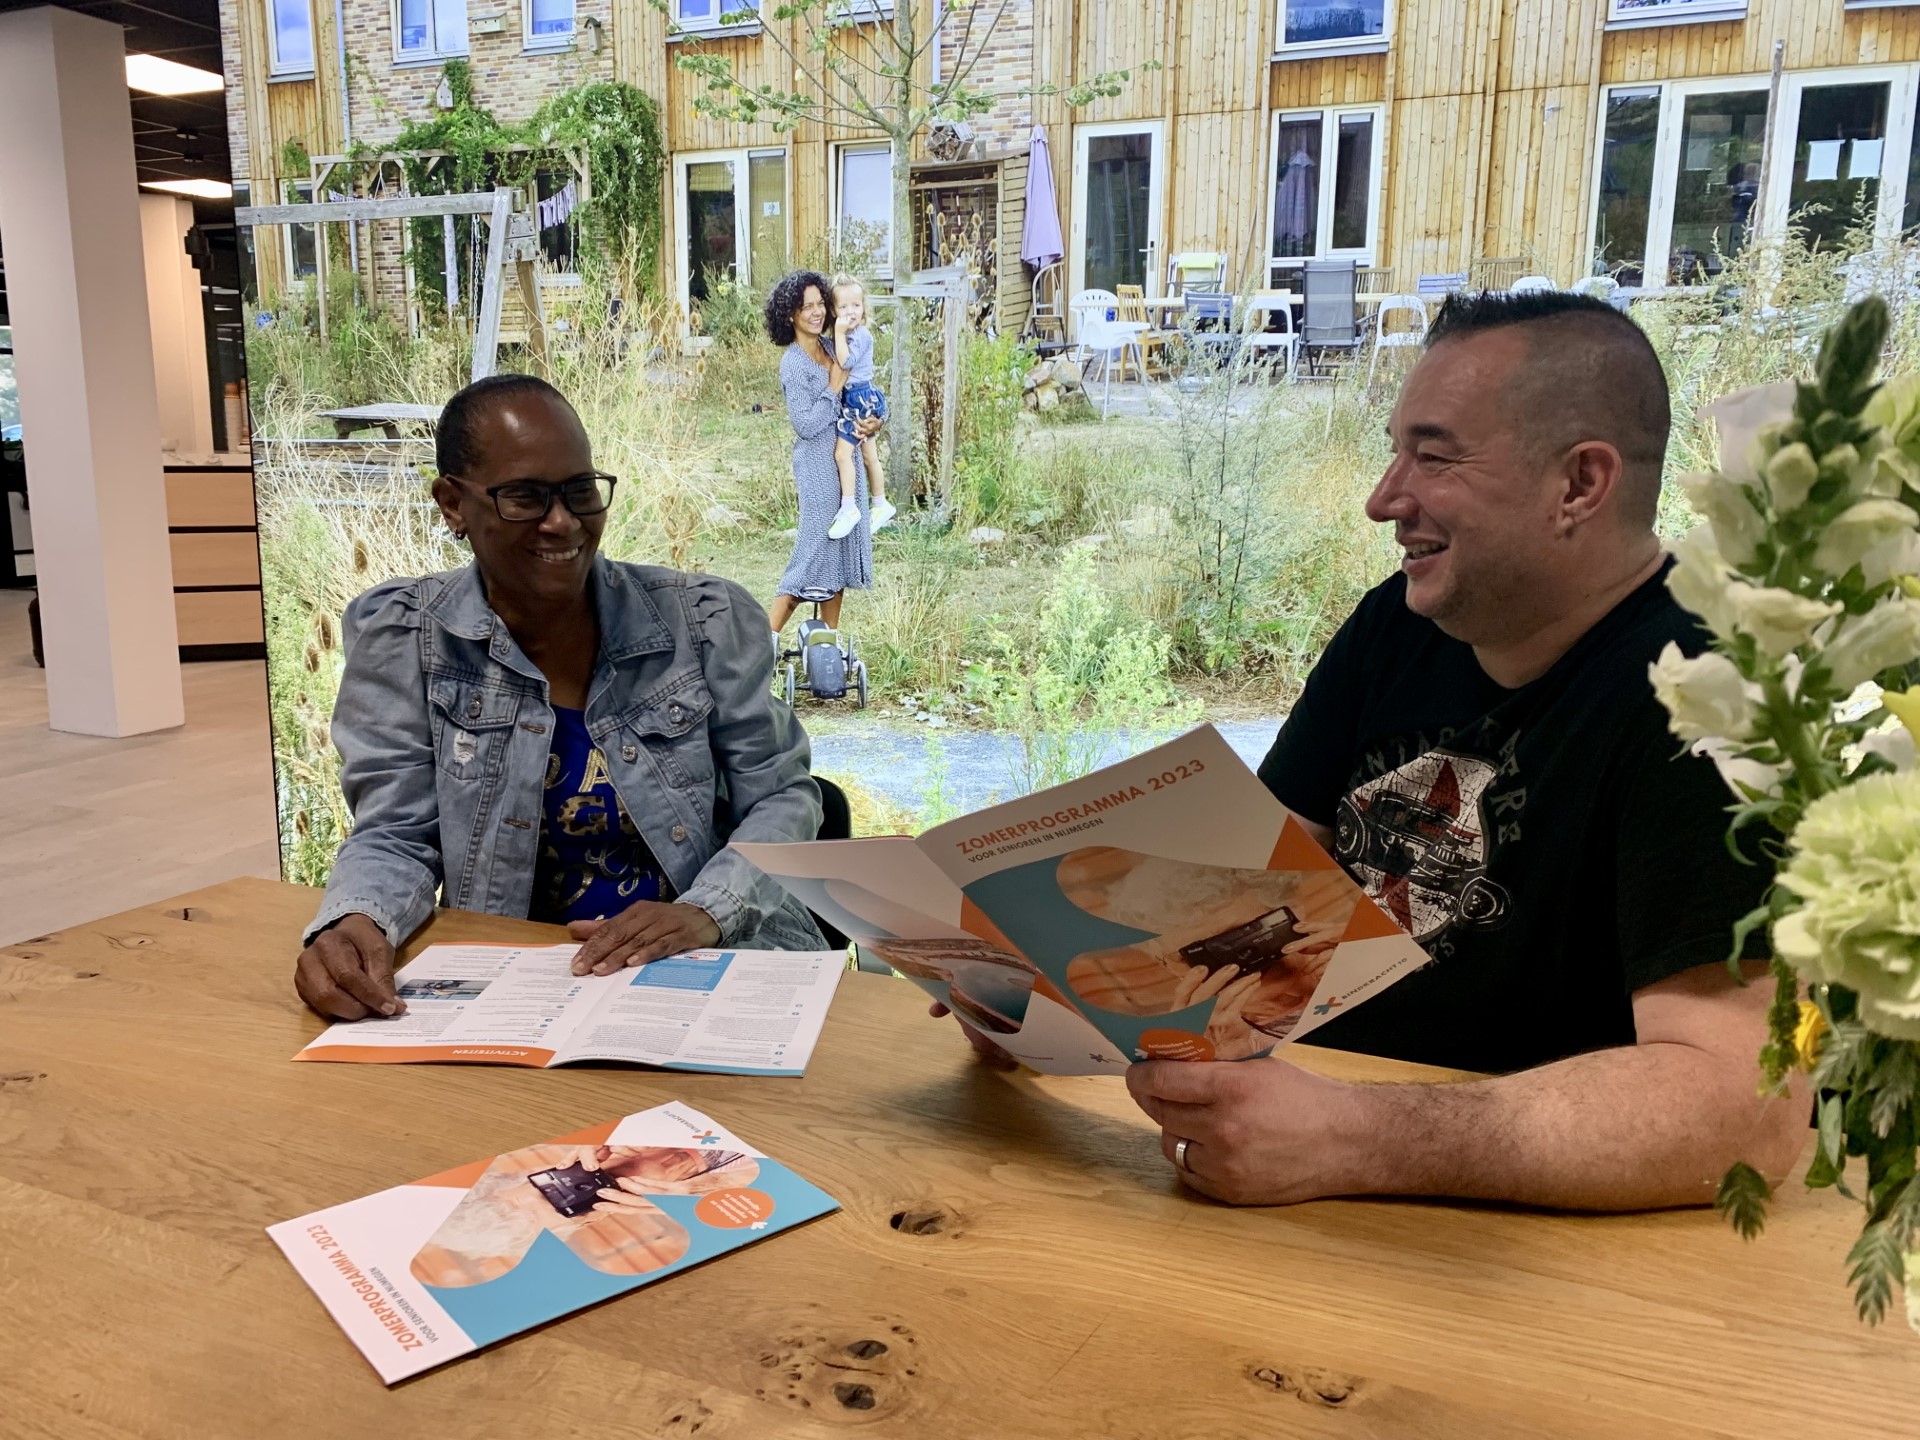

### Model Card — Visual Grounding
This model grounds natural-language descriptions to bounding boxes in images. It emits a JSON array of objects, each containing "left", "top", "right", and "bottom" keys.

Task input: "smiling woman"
[{"left": 291, "top": 374, "right": 827, "bottom": 1023}]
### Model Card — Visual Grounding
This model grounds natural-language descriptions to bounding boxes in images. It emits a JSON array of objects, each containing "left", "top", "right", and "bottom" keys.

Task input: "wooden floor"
[{"left": 0, "top": 588, "right": 281, "bottom": 946}]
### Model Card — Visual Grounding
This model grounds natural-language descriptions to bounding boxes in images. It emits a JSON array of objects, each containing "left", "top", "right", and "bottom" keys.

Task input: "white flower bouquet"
[{"left": 1652, "top": 296, "right": 1920, "bottom": 1325}]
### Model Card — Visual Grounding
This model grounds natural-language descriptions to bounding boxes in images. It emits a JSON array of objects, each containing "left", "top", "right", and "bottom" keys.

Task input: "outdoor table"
[
  {"left": 319, "top": 402, "right": 444, "bottom": 439},
  {"left": 4, "top": 876, "right": 1917, "bottom": 1437}
]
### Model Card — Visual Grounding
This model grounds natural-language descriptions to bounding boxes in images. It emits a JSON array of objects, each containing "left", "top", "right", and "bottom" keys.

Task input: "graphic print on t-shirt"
[
  {"left": 534, "top": 708, "right": 668, "bottom": 924},
  {"left": 1332, "top": 748, "right": 1511, "bottom": 944}
]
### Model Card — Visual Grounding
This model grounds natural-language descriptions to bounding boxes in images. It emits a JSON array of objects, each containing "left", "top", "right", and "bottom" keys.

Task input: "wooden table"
[
  {"left": 4, "top": 877, "right": 1918, "bottom": 1437},
  {"left": 318, "top": 402, "right": 443, "bottom": 439}
]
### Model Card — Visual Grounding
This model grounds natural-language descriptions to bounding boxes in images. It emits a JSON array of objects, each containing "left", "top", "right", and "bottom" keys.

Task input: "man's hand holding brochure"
[{"left": 735, "top": 724, "right": 1426, "bottom": 1075}]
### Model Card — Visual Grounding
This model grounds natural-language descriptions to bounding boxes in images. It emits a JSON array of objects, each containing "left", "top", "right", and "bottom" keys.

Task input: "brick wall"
[
  {"left": 940, "top": 0, "right": 1032, "bottom": 154},
  {"left": 339, "top": 0, "right": 618, "bottom": 145},
  {"left": 220, "top": 0, "right": 249, "bottom": 184}
]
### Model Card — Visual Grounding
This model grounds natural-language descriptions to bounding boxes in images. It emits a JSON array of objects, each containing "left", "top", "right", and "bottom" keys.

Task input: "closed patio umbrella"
[
  {"left": 1022, "top": 125, "right": 1064, "bottom": 271},
  {"left": 1274, "top": 147, "right": 1317, "bottom": 257}
]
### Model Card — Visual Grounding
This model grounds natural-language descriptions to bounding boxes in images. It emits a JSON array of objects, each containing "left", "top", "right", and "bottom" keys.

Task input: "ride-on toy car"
[{"left": 778, "top": 586, "right": 868, "bottom": 708}]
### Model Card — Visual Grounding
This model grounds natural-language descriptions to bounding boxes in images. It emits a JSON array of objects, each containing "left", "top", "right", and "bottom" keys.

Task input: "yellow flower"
[
  {"left": 1794, "top": 1000, "right": 1827, "bottom": 1069},
  {"left": 1885, "top": 687, "right": 1920, "bottom": 746}
]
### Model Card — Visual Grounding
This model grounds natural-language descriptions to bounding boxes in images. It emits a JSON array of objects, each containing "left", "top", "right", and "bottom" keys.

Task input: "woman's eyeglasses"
[{"left": 457, "top": 472, "right": 617, "bottom": 523}]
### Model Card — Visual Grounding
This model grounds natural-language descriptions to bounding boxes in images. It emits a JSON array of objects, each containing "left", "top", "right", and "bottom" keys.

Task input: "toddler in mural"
[{"left": 825, "top": 275, "right": 896, "bottom": 539}]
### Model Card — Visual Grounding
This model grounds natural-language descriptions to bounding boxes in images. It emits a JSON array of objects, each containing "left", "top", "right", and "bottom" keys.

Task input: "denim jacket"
[{"left": 306, "top": 556, "right": 826, "bottom": 951}]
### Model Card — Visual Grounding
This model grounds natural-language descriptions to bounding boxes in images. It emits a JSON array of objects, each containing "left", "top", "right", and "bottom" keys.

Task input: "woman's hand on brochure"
[
  {"left": 295, "top": 913, "right": 405, "bottom": 1021},
  {"left": 927, "top": 1000, "right": 1021, "bottom": 1071},
  {"left": 1125, "top": 1055, "right": 1367, "bottom": 1206},
  {"left": 568, "top": 901, "right": 721, "bottom": 976}
]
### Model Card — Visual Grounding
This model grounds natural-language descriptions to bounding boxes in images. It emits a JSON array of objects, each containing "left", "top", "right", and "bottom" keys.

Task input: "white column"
[
  {"left": 0, "top": 6, "right": 184, "bottom": 737},
  {"left": 141, "top": 193, "right": 215, "bottom": 457}
]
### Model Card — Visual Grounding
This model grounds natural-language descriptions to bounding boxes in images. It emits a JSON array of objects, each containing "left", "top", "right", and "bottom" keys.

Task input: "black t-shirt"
[{"left": 1258, "top": 559, "right": 1770, "bottom": 1074}]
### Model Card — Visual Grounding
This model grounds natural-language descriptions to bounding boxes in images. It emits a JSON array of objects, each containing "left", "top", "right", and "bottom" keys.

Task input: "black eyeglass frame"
[{"left": 451, "top": 472, "right": 619, "bottom": 522}]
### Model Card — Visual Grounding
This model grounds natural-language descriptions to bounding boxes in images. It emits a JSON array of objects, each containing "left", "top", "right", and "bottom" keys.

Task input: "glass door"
[
  {"left": 1665, "top": 88, "right": 1769, "bottom": 285},
  {"left": 1766, "top": 68, "right": 1917, "bottom": 250},
  {"left": 674, "top": 149, "right": 789, "bottom": 332},
  {"left": 1070, "top": 122, "right": 1165, "bottom": 307}
]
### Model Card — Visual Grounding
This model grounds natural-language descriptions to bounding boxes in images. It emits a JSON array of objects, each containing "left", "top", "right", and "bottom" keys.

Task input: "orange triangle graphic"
[
  {"left": 1267, "top": 815, "right": 1340, "bottom": 872},
  {"left": 1338, "top": 896, "right": 1406, "bottom": 943}
]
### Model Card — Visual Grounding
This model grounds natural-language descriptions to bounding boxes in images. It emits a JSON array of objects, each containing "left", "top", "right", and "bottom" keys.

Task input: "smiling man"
[{"left": 1126, "top": 291, "right": 1809, "bottom": 1210}]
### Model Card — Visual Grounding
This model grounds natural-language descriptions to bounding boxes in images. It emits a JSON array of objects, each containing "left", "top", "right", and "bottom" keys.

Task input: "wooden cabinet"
[{"left": 163, "top": 459, "right": 263, "bottom": 659}]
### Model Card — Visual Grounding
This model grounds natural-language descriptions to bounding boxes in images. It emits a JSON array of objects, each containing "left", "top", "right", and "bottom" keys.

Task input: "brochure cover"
[
  {"left": 295, "top": 945, "right": 845, "bottom": 1076},
  {"left": 735, "top": 725, "right": 1427, "bottom": 1075},
  {"left": 268, "top": 1103, "right": 839, "bottom": 1384}
]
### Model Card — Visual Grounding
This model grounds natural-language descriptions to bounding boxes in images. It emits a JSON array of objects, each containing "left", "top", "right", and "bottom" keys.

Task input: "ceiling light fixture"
[
  {"left": 125, "top": 54, "right": 224, "bottom": 96},
  {"left": 141, "top": 178, "right": 234, "bottom": 200}
]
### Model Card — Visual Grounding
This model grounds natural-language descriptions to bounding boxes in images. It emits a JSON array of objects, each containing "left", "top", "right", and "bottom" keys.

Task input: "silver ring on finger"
[{"left": 1174, "top": 1137, "right": 1194, "bottom": 1172}]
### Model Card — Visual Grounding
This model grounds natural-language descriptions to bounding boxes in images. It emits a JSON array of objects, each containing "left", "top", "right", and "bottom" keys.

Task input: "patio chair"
[
  {"left": 1166, "top": 252, "right": 1228, "bottom": 296},
  {"left": 1027, "top": 261, "right": 1066, "bottom": 352},
  {"left": 1240, "top": 296, "right": 1299, "bottom": 382},
  {"left": 1069, "top": 288, "right": 1148, "bottom": 418},
  {"left": 1356, "top": 266, "right": 1397, "bottom": 297},
  {"left": 1366, "top": 295, "right": 1430, "bottom": 390},
  {"left": 1296, "top": 260, "right": 1362, "bottom": 381},
  {"left": 1510, "top": 275, "right": 1557, "bottom": 293},
  {"left": 1114, "top": 284, "right": 1172, "bottom": 378},
  {"left": 1177, "top": 291, "right": 1240, "bottom": 376},
  {"left": 1416, "top": 272, "right": 1468, "bottom": 304},
  {"left": 1469, "top": 257, "right": 1526, "bottom": 292}
]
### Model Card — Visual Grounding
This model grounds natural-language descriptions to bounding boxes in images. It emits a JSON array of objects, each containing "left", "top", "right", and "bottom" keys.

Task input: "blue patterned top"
[{"left": 530, "top": 706, "right": 669, "bottom": 925}]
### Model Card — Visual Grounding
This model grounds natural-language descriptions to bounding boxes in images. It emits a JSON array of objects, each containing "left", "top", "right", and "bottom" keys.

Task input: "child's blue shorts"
[{"left": 837, "top": 381, "right": 888, "bottom": 445}]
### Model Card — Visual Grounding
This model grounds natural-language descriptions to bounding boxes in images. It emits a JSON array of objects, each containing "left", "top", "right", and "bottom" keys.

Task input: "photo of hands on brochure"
[
  {"left": 734, "top": 725, "right": 1426, "bottom": 1075},
  {"left": 268, "top": 1103, "right": 838, "bottom": 1384},
  {"left": 295, "top": 945, "right": 844, "bottom": 1076}
]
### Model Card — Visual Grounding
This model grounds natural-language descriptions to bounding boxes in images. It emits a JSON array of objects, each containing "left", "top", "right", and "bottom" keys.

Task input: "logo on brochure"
[
  {"left": 1312, "top": 997, "right": 1345, "bottom": 1016},
  {"left": 693, "top": 1129, "right": 721, "bottom": 1146}
]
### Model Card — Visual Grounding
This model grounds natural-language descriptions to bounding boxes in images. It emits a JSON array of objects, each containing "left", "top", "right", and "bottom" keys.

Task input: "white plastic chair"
[
  {"left": 1069, "top": 288, "right": 1148, "bottom": 418},
  {"left": 1569, "top": 274, "right": 1618, "bottom": 301},
  {"left": 1510, "top": 275, "right": 1556, "bottom": 293},
  {"left": 1240, "top": 298, "right": 1299, "bottom": 382},
  {"left": 1366, "top": 294, "right": 1429, "bottom": 389}
]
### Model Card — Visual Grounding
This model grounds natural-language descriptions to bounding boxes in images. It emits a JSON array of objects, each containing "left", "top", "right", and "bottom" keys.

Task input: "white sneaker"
[
  {"left": 826, "top": 499, "right": 862, "bottom": 539},
  {"left": 870, "top": 496, "right": 897, "bottom": 531}
]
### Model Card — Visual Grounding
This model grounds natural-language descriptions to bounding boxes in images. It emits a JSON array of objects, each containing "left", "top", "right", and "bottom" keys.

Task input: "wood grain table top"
[{"left": 3, "top": 876, "right": 1917, "bottom": 1438}]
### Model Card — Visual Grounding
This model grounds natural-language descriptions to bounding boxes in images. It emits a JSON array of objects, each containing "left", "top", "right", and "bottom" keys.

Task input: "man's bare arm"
[{"left": 1131, "top": 961, "right": 1809, "bottom": 1210}]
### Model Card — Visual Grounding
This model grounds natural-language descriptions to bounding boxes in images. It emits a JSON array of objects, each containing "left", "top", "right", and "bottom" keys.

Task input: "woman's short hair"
[
  {"left": 765, "top": 269, "right": 833, "bottom": 346},
  {"left": 436, "top": 373, "right": 575, "bottom": 477}
]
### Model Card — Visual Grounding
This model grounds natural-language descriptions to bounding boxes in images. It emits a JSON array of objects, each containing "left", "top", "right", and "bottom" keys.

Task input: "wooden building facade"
[{"left": 222, "top": 0, "right": 1920, "bottom": 319}]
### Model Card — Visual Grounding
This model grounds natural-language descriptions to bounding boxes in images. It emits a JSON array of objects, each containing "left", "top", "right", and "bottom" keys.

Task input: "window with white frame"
[
  {"left": 1268, "top": 107, "right": 1381, "bottom": 280},
  {"left": 1588, "top": 67, "right": 1920, "bottom": 289},
  {"left": 526, "top": 0, "right": 574, "bottom": 45},
  {"left": 1276, "top": 0, "right": 1388, "bottom": 55},
  {"left": 267, "top": 0, "right": 314, "bottom": 75},
  {"left": 1607, "top": 0, "right": 1749, "bottom": 30},
  {"left": 396, "top": 0, "right": 468, "bottom": 60},
  {"left": 674, "top": 0, "right": 760, "bottom": 29},
  {"left": 836, "top": 143, "right": 894, "bottom": 275}
]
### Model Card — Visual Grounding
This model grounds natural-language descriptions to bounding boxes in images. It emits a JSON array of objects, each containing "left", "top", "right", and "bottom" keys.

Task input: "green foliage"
[
  {"left": 964, "top": 545, "right": 1202, "bottom": 795},
  {"left": 377, "top": 69, "right": 664, "bottom": 300},
  {"left": 693, "top": 275, "right": 764, "bottom": 349},
  {"left": 1714, "top": 1161, "right": 1772, "bottom": 1242},
  {"left": 950, "top": 331, "right": 1033, "bottom": 528},
  {"left": 279, "top": 138, "right": 312, "bottom": 201}
]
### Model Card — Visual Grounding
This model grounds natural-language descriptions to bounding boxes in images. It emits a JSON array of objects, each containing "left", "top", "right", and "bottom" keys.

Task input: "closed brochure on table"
[
  {"left": 294, "top": 944, "right": 844, "bottom": 1076},
  {"left": 735, "top": 724, "right": 1428, "bottom": 1075},
  {"left": 268, "top": 1102, "right": 838, "bottom": 1384}
]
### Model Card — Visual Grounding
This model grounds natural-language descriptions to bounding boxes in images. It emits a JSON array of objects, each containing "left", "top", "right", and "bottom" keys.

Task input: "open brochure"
[
  {"left": 735, "top": 725, "right": 1427, "bottom": 1076},
  {"left": 295, "top": 944, "right": 844, "bottom": 1076},
  {"left": 268, "top": 1102, "right": 838, "bottom": 1384}
]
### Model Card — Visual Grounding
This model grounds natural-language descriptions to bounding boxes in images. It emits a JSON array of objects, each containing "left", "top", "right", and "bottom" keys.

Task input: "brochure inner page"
[
  {"left": 731, "top": 836, "right": 1128, "bottom": 1076},
  {"left": 295, "top": 944, "right": 846, "bottom": 1075}
]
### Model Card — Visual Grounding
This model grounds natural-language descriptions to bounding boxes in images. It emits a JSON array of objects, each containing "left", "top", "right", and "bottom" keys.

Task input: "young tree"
[{"left": 666, "top": 0, "right": 1155, "bottom": 504}]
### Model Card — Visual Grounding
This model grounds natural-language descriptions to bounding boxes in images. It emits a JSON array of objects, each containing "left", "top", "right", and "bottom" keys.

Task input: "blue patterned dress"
[{"left": 775, "top": 342, "right": 874, "bottom": 598}]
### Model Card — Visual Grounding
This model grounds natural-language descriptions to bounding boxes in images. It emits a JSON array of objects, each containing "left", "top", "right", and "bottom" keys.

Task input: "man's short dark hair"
[
  {"left": 436, "top": 373, "right": 576, "bottom": 477},
  {"left": 1426, "top": 290, "right": 1671, "bottom": 529},
  {"left": 764, "top": 269, "right": 835, "bottom": 347}
]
